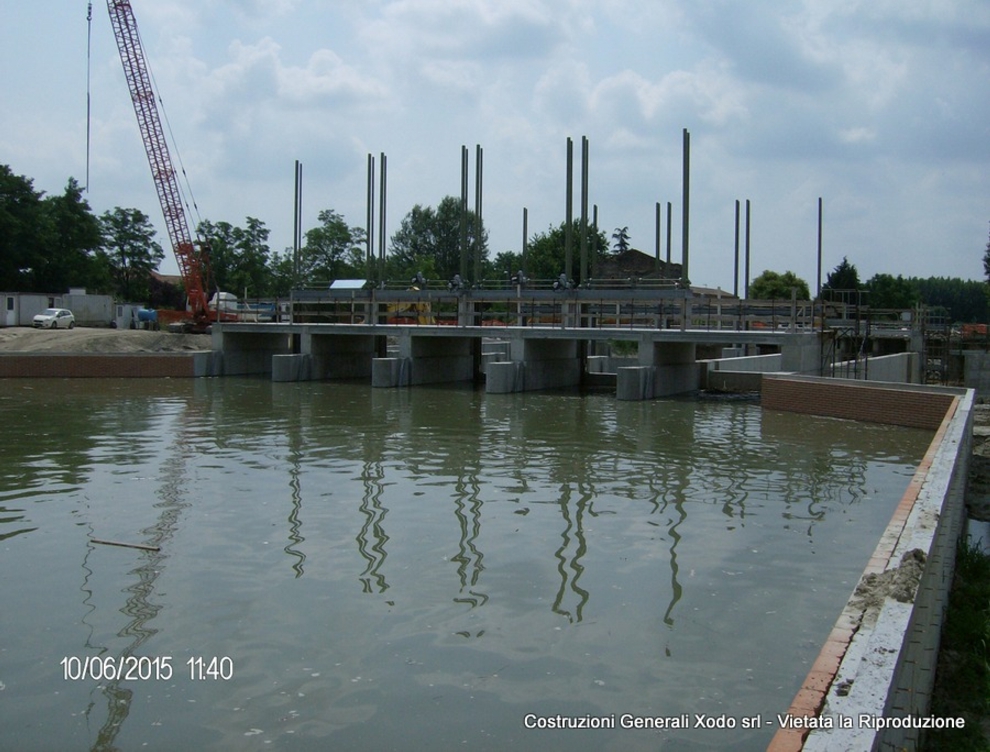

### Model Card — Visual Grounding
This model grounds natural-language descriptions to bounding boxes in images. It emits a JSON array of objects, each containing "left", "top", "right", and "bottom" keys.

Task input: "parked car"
[{"left": 32, "top": 308, "right": 75, "bottom": 329}]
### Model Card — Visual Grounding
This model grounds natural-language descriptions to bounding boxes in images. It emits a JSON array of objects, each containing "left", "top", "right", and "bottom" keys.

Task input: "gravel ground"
[{"left": 0, "top": 327, "right": 212, "bottom": 353}]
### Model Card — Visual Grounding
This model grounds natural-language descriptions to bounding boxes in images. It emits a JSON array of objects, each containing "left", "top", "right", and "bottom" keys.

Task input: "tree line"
[
  {"left": 749, "top": 253, "right": 990, "bottom": 324},
  {"left": 1, "top": 164, "right": 611, "bottom": 304},
  {"left": 4, "top": 163, "right": 987, "bottom": 322}
]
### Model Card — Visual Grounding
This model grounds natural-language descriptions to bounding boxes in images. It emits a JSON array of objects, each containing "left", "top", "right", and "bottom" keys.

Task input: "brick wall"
[
  {"left": 0, "top": 354, "right": 201, "bottom": 378},
  {"left": 762, "top": 376, "right": 956, "bottom": 430}
]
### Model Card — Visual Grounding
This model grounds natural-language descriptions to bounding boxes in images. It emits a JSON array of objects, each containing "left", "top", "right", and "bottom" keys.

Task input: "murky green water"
[{"left": 0, "top": 378, "right": 932, "bottom": 751}]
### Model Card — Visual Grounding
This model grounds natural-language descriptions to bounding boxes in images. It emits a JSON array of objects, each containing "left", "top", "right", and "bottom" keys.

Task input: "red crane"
[{"left": 106, "top": 0, "right": 213, "bottom": 328}]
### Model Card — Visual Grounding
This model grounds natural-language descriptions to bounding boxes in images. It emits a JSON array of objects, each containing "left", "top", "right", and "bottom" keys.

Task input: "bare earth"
[{"left": 0, "top": 327, "right": 212, "bottom": 354}]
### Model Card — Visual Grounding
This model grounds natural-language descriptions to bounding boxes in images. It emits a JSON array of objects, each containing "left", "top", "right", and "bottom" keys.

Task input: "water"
[{"left": 0, "top": 378, "right": 932, "bottom": 751}]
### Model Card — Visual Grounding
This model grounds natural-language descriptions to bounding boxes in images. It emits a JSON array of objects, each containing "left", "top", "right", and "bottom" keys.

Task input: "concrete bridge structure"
[{"left": 211, "top": 321, "right": 823, "bottom": 400}]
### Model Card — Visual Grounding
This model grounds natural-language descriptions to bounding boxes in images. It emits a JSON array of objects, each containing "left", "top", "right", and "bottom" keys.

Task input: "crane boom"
[{"left": 106, "top": 0, "right": 210, "bottom": 322}]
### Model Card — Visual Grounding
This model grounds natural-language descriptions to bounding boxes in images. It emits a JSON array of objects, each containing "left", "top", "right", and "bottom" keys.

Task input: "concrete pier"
[{"left": 213, "top": 321, "right": 824, "bottom": 399}]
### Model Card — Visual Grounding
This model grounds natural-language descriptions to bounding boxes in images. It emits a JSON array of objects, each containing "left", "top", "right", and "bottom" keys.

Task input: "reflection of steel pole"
[{"left": 552, "top": 484, "right": 591, "bottom": 623}]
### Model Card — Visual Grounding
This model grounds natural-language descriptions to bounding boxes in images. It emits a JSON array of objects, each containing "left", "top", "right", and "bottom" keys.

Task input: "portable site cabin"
[
  {"left": 2, "top": 293, "right": 63, "bottom": 327},
  {"left": 2, "top": 290, "right": 114, "bottom": 327}
]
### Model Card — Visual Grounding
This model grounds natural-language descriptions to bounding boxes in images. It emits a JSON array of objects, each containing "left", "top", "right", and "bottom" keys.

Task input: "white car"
[{"left": 32, "top": 308, "right": 75, "bottom": 329}]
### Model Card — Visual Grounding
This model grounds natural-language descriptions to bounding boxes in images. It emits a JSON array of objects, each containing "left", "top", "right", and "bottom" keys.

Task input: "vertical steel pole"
[
  {"left": 366, "top": 154, "right": 374, "bottom": 266},
  {"left": 817, "top": 197, "right": 823, "bottom": 299},
  {"left": 580, "top": 136, "right": 589, "bottom": 284},
  {"left": 682, "top": 128, "right": 690, "bottom": 284},
  {"left": 475, "top": 144, "right": 483, "bottom": 281},
  {"left": 666, "top": 202, "right": 673, "bottom": 271},
  {"left": 379, "top": 153, "right": 387, "bottom": 278},
  {"left": 565, "top": 137, "right": 573, "bottom": 281},
  {"left": 293, "top": 160, "right": 301, "bottom": 281},
  {"left": 460, "top": 145, "right": 469, "bottom": 280},
  {"left": 592, "top": 203, "right": 599, "bottom": 278},
  {"left": 734, "top": 199, "right": 740, "bottom": 298},
  {"left": 655, "top": 201, "right": 662, "bottom": 274},
  {"left": 744, "top": 199, "right": 751, "bottom": 299},
  {"left": 522, "top": 207, "right": 528, "bottom": 275}
]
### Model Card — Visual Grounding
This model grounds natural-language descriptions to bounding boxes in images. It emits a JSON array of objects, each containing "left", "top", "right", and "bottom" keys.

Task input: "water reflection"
[
  {"left": 357, "top": 460, "right": 389, "bottom": 593},
  {"left": 552, "top": 482, "right": 591, "bottom": 622},
  {"left": 451, "top": 474, "right": 487, "bottom": 610},
  {"left": 83, "top": 400, "right": 192, "bottom": 751},
  {"left": 0, "top": 379, "right": 938, "bottom": 751}
]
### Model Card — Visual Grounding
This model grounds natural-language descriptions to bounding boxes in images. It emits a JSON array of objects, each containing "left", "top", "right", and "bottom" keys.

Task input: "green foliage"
[
  {"left": 98, "top": 207, "right": 164, "bottom": 303},
  {"left": 1, "top": 168, "right": 114, "bottom": 294},
  {"left": 748, "top": 269, "right": 810, "bottom": 300},
  {"left": 924, "top": 539, "right": 990, "bottom": 751},
  {"left": 612, "top": 226, "right": 630, "bottom": 253},
  {"left": 300, "top": 209, "right": 366, "bottom": 284},
  {"left": 912, "top": 277, "right": 990, "bottom": 324},
  {"left": 865, "top": 273, "right": 919, "bottom": 310},
  {"left": 388, "top": 196, "right": 488, "bottom": 282},
  {"left": 823, "top": 256, "right": 862, "bottom": 292},
  {"left": 198, "top": 217, "right": 272, "bottom": 298},
  {"left": 523, "top": 220, "right": 608, "bottom": 283},
  {"left": 0, "top": 166, "right": 48, "bottom": 291}
]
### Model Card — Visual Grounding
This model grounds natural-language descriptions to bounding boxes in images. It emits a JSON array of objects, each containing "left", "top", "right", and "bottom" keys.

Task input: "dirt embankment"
[{"left": 0, "top": 327, "right": 211, "bottom": 354}]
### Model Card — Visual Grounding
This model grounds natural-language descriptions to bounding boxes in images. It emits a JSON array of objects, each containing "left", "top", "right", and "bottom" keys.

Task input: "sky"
[{"left": 2, "top": 0, "right": 989, "bottom": 293}]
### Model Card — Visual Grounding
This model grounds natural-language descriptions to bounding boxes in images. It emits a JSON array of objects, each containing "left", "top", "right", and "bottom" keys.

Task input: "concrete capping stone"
[{"left": 768, "top": 389, "right": 974, "bottom": 751}]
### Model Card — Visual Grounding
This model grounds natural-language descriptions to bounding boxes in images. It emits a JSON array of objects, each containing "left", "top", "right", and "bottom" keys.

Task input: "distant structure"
[{"left": 595, "top": 249, "right": 682, "bottom": 281}]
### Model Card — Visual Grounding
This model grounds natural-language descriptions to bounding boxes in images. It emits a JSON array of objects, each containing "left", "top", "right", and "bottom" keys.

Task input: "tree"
[
  {"left": 388, "top": 196, "right": 488, "bottom": 282},
  {"left": 523, "top": 220, "right": 609, "bottom": 283},
  {"left": 299, "top": 209, "right": 366, "bottom": 284},
  {"left": 98, "top": 207, "right": 164, "bottom": 302},
  {"left": 865, "top": 273, "right": 919, "bottom": 310},
  {"left": 198, "top": 217, "right": 272, "bottom": 298},
  {"left": 612, "top": 226, "right": 630, "bottom": 253},
  {"left": 0, "top": 165, "right": 48, "bottom": 291},
  {"left": 822, "top": 256, "right": 862, "bottom": 294},
  {"left": 749, "top": 270, "right": 811, "bottom": 300},
  {"left": 39, "top": 179, "right": 106, "bottom": 293},
  {"left": 913, "top": 276, "right": 989, "bottom": 323}
]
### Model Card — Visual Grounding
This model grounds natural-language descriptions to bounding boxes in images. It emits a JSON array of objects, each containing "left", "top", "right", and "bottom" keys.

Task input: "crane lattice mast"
[{"left": 106, "top": 0, "right": 209, "bottom": 321}]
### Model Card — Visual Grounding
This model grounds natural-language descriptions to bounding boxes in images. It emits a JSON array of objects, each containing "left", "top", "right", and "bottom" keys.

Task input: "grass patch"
[
  {"left": 925, "top": 538, "right": 990, "bottom": 751},
  {"left": 608, "top": 339, "right": 637, "bottom": 358}
]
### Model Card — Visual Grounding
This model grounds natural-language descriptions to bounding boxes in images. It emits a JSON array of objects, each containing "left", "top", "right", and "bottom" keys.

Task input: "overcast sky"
[{"left": 3, "top": 0, "right": 989, "bottom": 292}]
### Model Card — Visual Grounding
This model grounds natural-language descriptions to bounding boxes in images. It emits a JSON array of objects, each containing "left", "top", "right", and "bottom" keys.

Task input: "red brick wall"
[
  {"left": 762, "top": 376, "right": 955, "bottom": 430},
  {"left": 0, "top": 354, "right": 199, "bottom": 378}
]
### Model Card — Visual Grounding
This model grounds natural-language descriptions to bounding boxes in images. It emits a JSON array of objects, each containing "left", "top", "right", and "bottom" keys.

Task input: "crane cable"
[
  {"left": 130, "top": 16, "right": 207, "bottom": 237},
  {"left": 86, "top": 2, "right": 93, "bottom": 192}
]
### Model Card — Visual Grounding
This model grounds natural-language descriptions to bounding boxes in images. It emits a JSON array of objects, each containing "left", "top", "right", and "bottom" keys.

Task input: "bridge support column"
[
  {"left": 485, "top": 336, "right": 582, "bottom": 393},
  {"left": 307, "top": 332, "right": 378, "bottom": 380},
  {"left": 372, "top": 357, "right": 410, "bottom": 387},
  {"left": 373, "top": 334, "right": 475, "bottom": 387},
  {"left": 212, "top": 327, "right": 292, "bottom": 376},
  {"left": 618, "top": 339, "right": 699, "bottom": 400},
  {"left": 780, "top": 332, "right": 823, "bottom": 374},
  {"left": 272, "top": 354, "right": 311, "bottom": 382}
]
